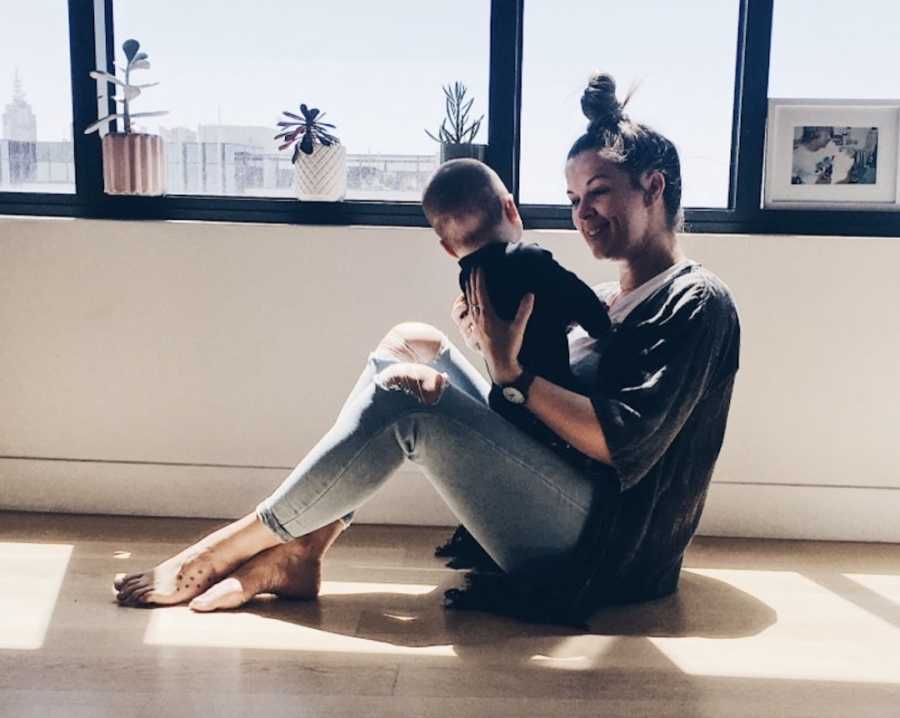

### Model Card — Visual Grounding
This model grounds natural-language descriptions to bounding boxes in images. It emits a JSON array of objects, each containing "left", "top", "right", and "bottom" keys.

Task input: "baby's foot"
[{"left": 114, "top": 547, "right": 222, "bottom": 606}]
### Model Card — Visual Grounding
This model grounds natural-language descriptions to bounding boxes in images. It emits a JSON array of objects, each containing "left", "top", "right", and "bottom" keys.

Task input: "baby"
[{"left": 422, "top": 158, "right": 610, "bottom": 440}]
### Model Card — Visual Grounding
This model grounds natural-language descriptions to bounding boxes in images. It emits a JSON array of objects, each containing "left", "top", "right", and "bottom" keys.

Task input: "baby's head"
[{"left": 422, "top": 159, "right": 522, "bottom": 259}]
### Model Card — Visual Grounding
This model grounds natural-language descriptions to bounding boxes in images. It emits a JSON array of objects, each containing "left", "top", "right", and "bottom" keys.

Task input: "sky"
[{"left": 2, "top": 0, "right": 898, "bottom": 206}]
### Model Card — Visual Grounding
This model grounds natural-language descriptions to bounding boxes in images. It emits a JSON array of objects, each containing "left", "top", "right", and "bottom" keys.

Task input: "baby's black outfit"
[{"left": 457, "top": 240, "right": 611, "bottom": 451}]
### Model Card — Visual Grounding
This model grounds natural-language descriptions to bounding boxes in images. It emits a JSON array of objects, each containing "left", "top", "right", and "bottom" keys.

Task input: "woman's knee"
[{"left": 375, "top": 322, "right": 448, "bottom": 364}]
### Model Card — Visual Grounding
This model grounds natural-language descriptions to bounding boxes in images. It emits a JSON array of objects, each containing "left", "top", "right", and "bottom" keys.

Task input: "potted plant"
[
  {"left": 275, "top": 103, "right": 345, "bottom": 201},
  {"left": 84, "top": 39, "right": 168, "bottom": 196},
  {"left": 426, "top": 82, "right": 486, "bottom": 163}
]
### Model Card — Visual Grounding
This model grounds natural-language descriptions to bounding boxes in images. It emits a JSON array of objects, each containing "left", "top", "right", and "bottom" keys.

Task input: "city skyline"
[{"left": 0, "top": 73, "right": 439, "bottom": 198}]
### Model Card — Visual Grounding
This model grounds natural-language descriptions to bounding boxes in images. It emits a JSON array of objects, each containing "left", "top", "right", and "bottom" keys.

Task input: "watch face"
[{"left": 502, "top": 386, "right": 526, "bottom": 405}]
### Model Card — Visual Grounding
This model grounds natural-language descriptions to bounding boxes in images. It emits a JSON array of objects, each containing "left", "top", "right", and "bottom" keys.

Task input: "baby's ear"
[
  {"left": 502, "top": 193, "right": 522, "bottom": 224},
  {"left": 440, "top": 238, "right": 458, "bottom": 258}
]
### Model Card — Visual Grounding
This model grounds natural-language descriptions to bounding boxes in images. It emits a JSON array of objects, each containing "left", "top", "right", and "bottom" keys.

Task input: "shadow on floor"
[{"left": 238, "top": 567, "right": 776, "bottom": 663}]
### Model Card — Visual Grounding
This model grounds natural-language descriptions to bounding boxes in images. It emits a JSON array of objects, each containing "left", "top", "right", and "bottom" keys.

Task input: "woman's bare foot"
[
  {"left": 114, "top": 513, "right": 282, "bottom": 607},
  {"left": 189, "top": 518, "right": 346, "bottom": 612},
  {"left": 188, "top": 541, "right": 321, "bottom": 612}
]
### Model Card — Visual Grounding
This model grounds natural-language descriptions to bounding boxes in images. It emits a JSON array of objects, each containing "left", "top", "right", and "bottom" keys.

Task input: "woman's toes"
[
  {"left": 121, "top": 574, "right": 147, "bottom": 590},
  {"left": 121, "top": 585, "right": 154, "bottom": 607},
  {"left": 117, "top": 587, "right": 146, "bottom": 605},
  {"left": 113, "top": 571, "right": 142, "bottom": 590},
  {"left": 188, "top": 577, "right": 250, "bottom": 612},
  {"left": 116, "top": 576, "right": 147, "bottom": 603}
]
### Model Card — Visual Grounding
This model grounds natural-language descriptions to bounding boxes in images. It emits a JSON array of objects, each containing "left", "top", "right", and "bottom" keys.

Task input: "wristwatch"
[{"left": 499, "top": 370, "right": 536, "bottom": 405}]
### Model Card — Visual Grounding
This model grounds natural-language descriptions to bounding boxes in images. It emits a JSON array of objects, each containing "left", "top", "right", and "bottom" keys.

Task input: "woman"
[{"left": 114, "top": 72, "right": 740, "bottom": 626}]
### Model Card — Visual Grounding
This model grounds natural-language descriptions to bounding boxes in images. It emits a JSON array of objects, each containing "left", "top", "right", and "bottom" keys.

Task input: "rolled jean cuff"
[
  {"left": 255, "top": 501, "right": 296, "bottom": 543},
  {"left": 256, "top": 501, "right": 355, "bottom": 542}
]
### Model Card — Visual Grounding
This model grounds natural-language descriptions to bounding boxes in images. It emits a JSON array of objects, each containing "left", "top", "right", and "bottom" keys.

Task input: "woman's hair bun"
[{"left": 581, "top": 71, "right": 625, "bottom": 131}]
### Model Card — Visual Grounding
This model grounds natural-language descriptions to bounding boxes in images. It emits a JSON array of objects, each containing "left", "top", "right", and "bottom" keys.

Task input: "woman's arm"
[
  {"left": 464, "top": 268, "right": 613, "bottom": 464},
  {"left": 525, "top": 376, "right": 612, "bottom": 463}
]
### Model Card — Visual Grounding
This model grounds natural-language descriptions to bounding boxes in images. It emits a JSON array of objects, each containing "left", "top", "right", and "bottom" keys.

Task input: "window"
[
  {"left": 2, "top": 1, "right": 898, "bottom": 237},
  {"left": 1, "top": 1, "right": 75, "bottom": 193},
  {"left": 769, "top": 0, "right": 900, "bottom": 100},
  {"left": 112, "top": 0, "right": 490, "bottom": 200},
  {"left": 520, "top": 0, "right": 741, "bottom": 209}
]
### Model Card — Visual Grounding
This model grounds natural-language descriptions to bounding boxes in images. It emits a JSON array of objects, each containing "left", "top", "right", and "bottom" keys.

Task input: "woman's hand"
[
  {"left": 465, "top": 268, "right": 535, "bottom": 384},
  {"left": 450, "top": 293, "right": 482, "bottom": 352},
  {"left": 377, "top": 362, "right": 448, "bottom": 406}
]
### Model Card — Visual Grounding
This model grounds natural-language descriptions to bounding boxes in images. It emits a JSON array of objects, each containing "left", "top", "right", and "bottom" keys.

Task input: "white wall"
[{"left": 1, "top": 216, "right": 898, "bottom": 541}]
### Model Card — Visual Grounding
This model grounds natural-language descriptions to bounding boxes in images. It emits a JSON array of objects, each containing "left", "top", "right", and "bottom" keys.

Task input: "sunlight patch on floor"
[
  {"left": 528, "top": 635, "right": 624, "bottom": 670},
  {"left": 143, "top": 580, "right": 455, "bottom": 655},
  {"left": 844, "top": 573, "right": 900, "bottom": 605},
  {"left": 0, "top": 542, "right": 73, "bottom": 650},
  {"left": 650, "top": 569, "right": 900, "bottom": 684},
  {"left": 319, "top": 580, "right": 437, "bottom": 596}
]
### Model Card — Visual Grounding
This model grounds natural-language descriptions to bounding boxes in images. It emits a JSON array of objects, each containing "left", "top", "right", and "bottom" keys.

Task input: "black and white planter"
[{"left": 293, "top": 143, "right": 347, "bottom": 201}]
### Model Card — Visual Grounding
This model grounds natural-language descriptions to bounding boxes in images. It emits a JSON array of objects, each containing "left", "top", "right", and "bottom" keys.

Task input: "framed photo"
[{"left": 764, "top": 99, "right": 900, "bottom": 210}]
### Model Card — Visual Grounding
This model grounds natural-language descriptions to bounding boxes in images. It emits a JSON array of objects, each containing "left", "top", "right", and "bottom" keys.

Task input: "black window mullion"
[
  {"left": 102, "top": 0, "right": 117, "bottom": 133},
  {"left": 728, "top": 0, "right": 773, "bottom": 218},
  {"left": 487, "top": 0, "right": 524, "bottom": 201},
  {"left": 68, "top": 0, "right": 114, "bottom": 208}
]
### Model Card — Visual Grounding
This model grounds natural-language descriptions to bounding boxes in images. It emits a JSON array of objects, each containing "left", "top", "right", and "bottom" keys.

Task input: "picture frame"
[{"left": 764, "top": 99, "right": 900, "bottom": 210}]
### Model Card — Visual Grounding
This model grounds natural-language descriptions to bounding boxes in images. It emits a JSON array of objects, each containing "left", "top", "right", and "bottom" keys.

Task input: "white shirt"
[
  {"left": 567, "top": 259, "right": 698, "bottom": 380},
  {"left": 597, "top": 259, "right": 698, "bottom": 325}
]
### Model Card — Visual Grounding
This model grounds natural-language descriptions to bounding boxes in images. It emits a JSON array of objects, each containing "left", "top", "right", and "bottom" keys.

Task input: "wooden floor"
[{"left": 0, "top": 512, "right": 898, "bottom": 717}]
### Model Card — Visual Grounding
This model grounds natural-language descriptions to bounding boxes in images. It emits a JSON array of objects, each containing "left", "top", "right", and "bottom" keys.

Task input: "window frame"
[{"left": 0, "top": 0, "right": 898, "bottom": 237}]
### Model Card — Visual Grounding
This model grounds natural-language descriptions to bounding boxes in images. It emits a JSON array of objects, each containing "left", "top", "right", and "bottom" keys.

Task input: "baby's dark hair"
[
  {"left": 568, "top": 72, "right": 684, "bottom": 231},
  {"left": 422, "top": 159, "right": 506, "bottom": 247}
]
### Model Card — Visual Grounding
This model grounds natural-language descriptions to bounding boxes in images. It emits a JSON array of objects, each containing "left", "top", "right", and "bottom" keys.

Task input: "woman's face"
[{"left": 565, "top": 151, "right": 654, "bottom": 261}]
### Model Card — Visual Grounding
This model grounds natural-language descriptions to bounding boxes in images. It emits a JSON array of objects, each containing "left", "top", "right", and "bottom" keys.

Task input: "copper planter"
[{"left": 101, "top": 133, "right": 167, "bottom": 196}]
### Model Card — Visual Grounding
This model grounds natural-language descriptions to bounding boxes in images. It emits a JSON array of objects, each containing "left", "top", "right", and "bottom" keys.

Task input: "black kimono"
[{"left": 441, "top": 261, "right": 741, "bottom": 625}]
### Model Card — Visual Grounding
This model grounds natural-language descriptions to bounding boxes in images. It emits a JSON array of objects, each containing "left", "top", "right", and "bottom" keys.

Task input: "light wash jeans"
[{"left": 256, "top": 332, "right": 596, "bottom": 574}]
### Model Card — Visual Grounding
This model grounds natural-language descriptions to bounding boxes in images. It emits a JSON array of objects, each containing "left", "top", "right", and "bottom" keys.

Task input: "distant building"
[
  {"left": 197, "top": 124, "right": 273, "bottom": 150},
  {"left": 2, "top": 70, "right": 37, "bottom": 142},
  {"left": 3, "top": 106, "right": 437, "bottom": 197},
  {"left": 1, "top": 70, "right": 38, "bottom": 184},
  {"left": 160, "top": 126, "right": 198, "bottom": 144}
]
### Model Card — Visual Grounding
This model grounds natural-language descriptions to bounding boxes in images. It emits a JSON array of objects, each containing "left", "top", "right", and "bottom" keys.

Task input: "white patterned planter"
[
  {"left": 101, "top": 133, "right": 166, "bottom": 196},
  {"left": 293, "top": 143, "right": 346, "bottom": 201}
]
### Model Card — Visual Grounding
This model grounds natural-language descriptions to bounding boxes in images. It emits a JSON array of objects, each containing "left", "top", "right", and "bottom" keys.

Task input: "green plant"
[
  {"left": 84, "top": 39, "right": 167, "bottom": 135},
  {"left": 275, "top": 104, "right": 340, "bottom": 163},
  {"left": 425, "top": 82, "right": 484, "bottom": 145}
]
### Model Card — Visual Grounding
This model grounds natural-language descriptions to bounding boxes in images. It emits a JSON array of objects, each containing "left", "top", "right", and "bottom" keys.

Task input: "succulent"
[
  {"left": 84, "top": 39, "right": 167, "bottom": 135},
  {"left": 275, "top": 104, "right": 340, "bottom": 163},
  {"left": 426, "top": 82, "right": 484, "bottom": 145}
]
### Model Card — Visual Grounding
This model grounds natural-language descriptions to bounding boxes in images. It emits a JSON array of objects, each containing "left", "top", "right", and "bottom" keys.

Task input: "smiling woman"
[
  {"left": 111, "top": 71, "right": 740, "bottom": 627},
  {"left": 564, "top": 73, "right": 685, "bottom": 287}
]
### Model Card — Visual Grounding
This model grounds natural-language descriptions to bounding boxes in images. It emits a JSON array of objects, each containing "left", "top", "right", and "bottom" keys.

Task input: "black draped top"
[{"left": 445, "top": 261, "right": 741, "bottom": 625}]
